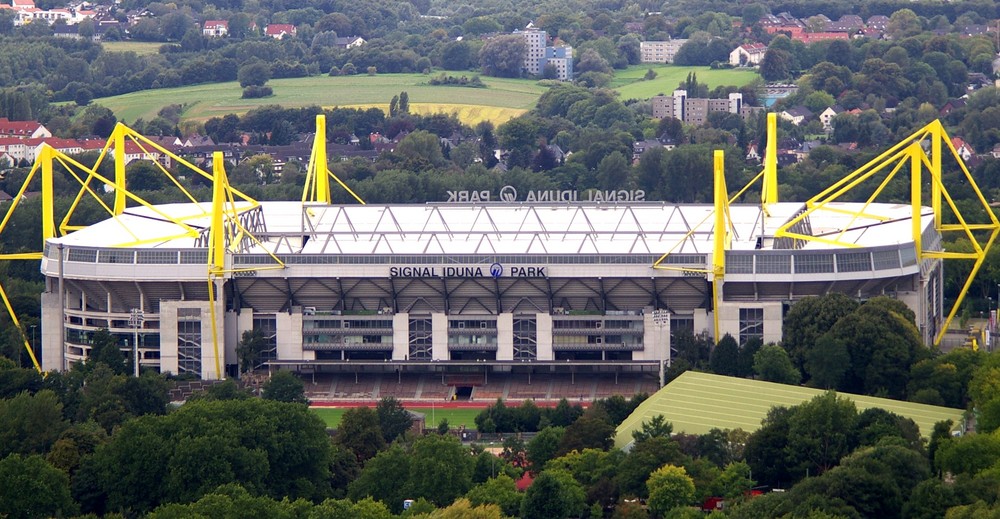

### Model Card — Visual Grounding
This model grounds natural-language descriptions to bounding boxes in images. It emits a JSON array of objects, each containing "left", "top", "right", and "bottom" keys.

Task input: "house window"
[{"left": 738, "top": 308, "right": 763, "bottom": 346}]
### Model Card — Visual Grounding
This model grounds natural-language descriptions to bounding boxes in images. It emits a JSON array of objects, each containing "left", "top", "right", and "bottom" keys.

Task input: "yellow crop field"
[{"left": 340, "top": 103, "right": 527, "bottom": 126}]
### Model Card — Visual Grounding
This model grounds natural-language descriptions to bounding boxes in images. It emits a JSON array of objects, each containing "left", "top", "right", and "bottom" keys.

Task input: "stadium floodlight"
[{"left": 129, "top": 308, "right": 144, "bottom": 377}]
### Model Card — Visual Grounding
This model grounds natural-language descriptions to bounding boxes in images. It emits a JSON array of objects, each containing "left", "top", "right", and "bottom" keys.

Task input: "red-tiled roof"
[
  {"left": 0, "top": 118, "right": 44, "bottom": 137},
  {"left": 265, "top": 24, "right": 295, "bottom": 35}
]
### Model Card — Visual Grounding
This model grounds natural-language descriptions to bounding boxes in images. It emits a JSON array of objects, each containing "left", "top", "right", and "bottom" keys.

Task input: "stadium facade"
[{"left": 38, "top": 196, "right": 942, "bottom": 381}]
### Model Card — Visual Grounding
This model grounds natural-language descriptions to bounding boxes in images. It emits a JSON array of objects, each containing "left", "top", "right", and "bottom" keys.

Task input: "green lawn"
[
  {"left": 312, "top": 406, "right": 482, "bottom": 430},
  {"left": 612, "top": 65, "right": 760, "bottom": 100},
  {"left": 101, "top": 41, "right": 170, "bottom": 56},
  {"left": 94, "top": 74, "right": 548, "bottom": 125}
]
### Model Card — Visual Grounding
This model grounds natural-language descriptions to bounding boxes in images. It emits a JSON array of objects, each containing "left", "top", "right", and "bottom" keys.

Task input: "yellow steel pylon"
[
  {"left": 302, "top": 114, "right": 365, "bottom": 204},
  {"left": 773, "top": 120, "right": 999, "bottom": 346}
]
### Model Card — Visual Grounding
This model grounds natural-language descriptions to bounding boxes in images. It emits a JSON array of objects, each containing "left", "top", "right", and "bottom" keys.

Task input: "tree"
[
  {"left": 596, "top": 151, "right": 628, "bottom": 190},
  {"left": 406, "top": 434, "right": 473, "bottom": 506},
  {"left": 347, "top": 445, "right": 411, "bottom": 513},
  {"left": 238, "top": 61, "right": 271, "bottom": 88},
  {"left": 760, "top": 48, "right": 793, "bottom": 81},
  {"left": 442, "top": 41, "right": 474, "bottom": 70},
  {"left": 805, "top": 335, "right": 850, "bottom": 390},
  {"left": 376, "top": 396, "right": 412, "bottom": 444},
  {"left": 465, "top": 474, "right": 522, "bottom": 517},
  {"left": 743, "top": 406, "right": 794, "bottom": 488},
  {"left": 479, "top": 35, "right": 527, "bottom": 78},
  {"left": 87, "top": 328, "right": 127, "bottom": 375},
  {"left": 782, "top": 293, "right": 858, "bottom": 373},
  {"left": 712, "top": 461, "right": 755, "bottom": 499},
  {"left": 335, "top": 406, "right": 385, "bottom": 462},
  {"left": 521, "top": 469, "right": 586, "bottom": 519},
  {"left": 646, "top": 464, "right": 696, "bottom": 516},
  {"left": 557, "top": 408, "right": 615, "bottom": 455},
  {"left": 236, "top": 329, "right": 268, "bottom": 374},
  {"left": 631, "top": 415, "right": 673, "bottom": 444},
  {"left": 616, "top": 436, "right": 688, "bottom": 498},
  {"left": 527, "top": 426, "right": 564, "bottom": 471},
  {"left": 0, "top": 454, "right": 78, "bottom": 519},
  {"left": 753, "top": 344, "right": 801, "bottom": 384},
  {"left": 617, "top": 35, "right": 642, "bottom": 65},
  {"left": 262, "top": 371, "right": 307, "bottom": 404},
  {"left": 786, "top": 392, "right": 858, "bottom": 477},
  {"left": 0, "top": 389, "right": 68, "bottom": 458},
  {"left": 78, "top": 399, "right": 333, "bottom": 515},
  {"left": 825, "top": 297, "right": 924, "bottom": 398},
  {"left": 577, "top": 49, "right": 613, "bottom": 75},
  {"left": 395, "top": 130, "right": 446, "bottom": 169},
  {"left": 398, "top": 91, "right": 409, "bottom": 114},
  {"left": 710, "top": 334, "right": 740, "bottom": 376}
]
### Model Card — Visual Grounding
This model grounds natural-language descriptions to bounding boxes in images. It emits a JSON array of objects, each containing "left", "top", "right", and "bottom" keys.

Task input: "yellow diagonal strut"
[{"left": 772, "top": 120, "right": 999, "bottom": 347}]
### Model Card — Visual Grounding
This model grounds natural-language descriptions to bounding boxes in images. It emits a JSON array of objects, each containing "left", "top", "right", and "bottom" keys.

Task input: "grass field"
[
  {"left": 312, "top": 406, "right": 482, "bottom": 430},
  {"left": 100, "top": 41, "right": 169, "bottom": 55},
  {"left": 612, "top": 64, "right": 760, "bottom": 100},
  {"left": 94, "top": 74, "right": 546, "bottom": 126}
]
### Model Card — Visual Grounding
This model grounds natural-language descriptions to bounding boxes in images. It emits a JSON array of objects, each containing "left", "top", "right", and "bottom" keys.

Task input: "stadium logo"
[
  {"left": 499, "top": 185, "right": 518, "bottom": 202},
  {"left": 490, "top": 262, "right": 504, "bottom": 278}
]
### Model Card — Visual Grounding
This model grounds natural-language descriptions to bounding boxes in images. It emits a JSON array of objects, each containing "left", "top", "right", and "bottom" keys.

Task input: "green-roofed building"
[{"left": 614, "top": 371, "right": 965, "bottom": 450}]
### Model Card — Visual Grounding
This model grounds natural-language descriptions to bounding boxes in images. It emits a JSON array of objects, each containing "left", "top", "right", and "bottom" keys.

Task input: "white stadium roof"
[{"left": 50, "top": 201, "right": 932, "bottom": 255}]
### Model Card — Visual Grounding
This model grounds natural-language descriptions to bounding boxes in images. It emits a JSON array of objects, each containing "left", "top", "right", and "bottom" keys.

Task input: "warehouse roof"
[{"left": 614, "top": 371, "right": 964, "bottom": 449}]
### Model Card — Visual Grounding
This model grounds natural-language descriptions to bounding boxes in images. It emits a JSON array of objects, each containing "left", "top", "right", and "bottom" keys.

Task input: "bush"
[
  {"left": 341, "top": 62, "right": 357, "bottom": 75},
  {"left": 367, "top": 66, "right": 377, "bottom": 76},
  {"left": 242, "top": 85, "right": 273, "bottom": 98}
]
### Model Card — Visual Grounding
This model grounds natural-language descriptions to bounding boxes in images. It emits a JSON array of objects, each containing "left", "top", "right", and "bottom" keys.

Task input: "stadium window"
[{"left": 738, "top": 308, "right": 763, "bottom": 346}]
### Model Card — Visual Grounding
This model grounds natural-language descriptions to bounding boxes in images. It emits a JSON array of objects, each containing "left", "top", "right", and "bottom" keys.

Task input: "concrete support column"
[
  {"left": 432, "top": 313, "right": 448, "bottom": 360},
  {"left": 392, "top": 312, "right": 409, "bottom": 360},
  {"left": 535, "top": 312, "right": 553, "bottom": 360},
  {"left": 496, "top": 313, "right": 513, "bottom": 361}
]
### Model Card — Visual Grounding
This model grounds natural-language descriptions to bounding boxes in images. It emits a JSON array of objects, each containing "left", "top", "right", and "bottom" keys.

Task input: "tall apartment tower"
[{"left": 519, "top": 29, "right": 547, "bottom": 76}]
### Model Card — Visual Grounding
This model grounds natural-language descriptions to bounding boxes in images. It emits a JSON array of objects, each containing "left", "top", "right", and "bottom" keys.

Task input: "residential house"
[
  {"left": 826, "top": 15, "right": 863, "bottom": 33},
  {"left": 264, "top": 24, "right": 296, "bottom": 39},
  {"left": 951, "top": 137, "right": 975, "bottom": 162},
  {"left": 794, "top": 140, "right": 823, "bottom": 161},
  {"left": 0, "top": 189, "right": 13, "bottom": 202},
  {"left": 991, "top": 143, "right": 1000, "bottom": 159},
  {"left": 334, "top": 36, "right": 366, "bottom": 48},
  {"left": 632, "top": 139, "right": 663, "bottom": 163},
  {"left": 729, "top": 43, "right": 767, "bottom": 67},
  {"left": 0, "top": 118, "right": 51, "bottom": 139},
  {"left": 745, "top": 143, "right": 760, "bottom": 162},
  {"left": 203, "top": 20, "right": 228, "bottom": 37},
  {"left": 819, "top": 105, "right": 843, "bottom": 131},
  {"left": 866, "top": 15, "right": 889, "bottom": 31},
  {"left": 780, "top": 106, "right": 813, "bottom": 125},
  {"left": 940, "top": 99, "right": 966, "bottom": 117}
]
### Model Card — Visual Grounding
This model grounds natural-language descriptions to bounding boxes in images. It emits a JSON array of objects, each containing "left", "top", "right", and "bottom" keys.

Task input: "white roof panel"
[{"left": 49, "top": 201, "right": 932, "bottom": 256}]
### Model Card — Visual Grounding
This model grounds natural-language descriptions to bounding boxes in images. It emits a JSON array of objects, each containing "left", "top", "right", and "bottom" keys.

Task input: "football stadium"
[{"left": 11, "top": 115, "right": 993, "bottom": 401}]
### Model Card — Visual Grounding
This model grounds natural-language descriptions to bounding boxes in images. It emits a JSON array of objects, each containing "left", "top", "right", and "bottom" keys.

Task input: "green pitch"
[{"left": 312, "top": 406, "right": 483, "bottom": 430}]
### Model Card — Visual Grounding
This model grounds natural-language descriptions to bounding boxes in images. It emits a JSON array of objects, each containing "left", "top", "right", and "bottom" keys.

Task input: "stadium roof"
[
  {"left": 614, "top": 371, "right": 964, "bottom": 449},
  {"left": 52, "top": 201, "right": 932, "bottom": 255}
]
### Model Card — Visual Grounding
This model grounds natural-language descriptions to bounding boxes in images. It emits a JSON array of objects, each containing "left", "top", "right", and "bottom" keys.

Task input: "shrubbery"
[{"left": 241, "top": 85, "right": 273, "bottom": 98}]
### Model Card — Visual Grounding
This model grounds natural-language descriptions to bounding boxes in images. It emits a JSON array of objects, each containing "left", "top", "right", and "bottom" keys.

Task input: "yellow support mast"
[
  {"left": 303, "top": 115, "right": 366, "bottom": 204},
  {"left": 207, "top": 152, "right": 227, "bottom": 379},
  {"left": 712, "top": 150, "right": 728, "bottom": 342},
  {"left": 761, "top": 112, "right": 778, "bottom": 208},
  {"left": 772, "top": 119, "right": 999, "bottom": 346}
]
